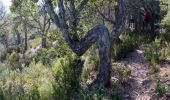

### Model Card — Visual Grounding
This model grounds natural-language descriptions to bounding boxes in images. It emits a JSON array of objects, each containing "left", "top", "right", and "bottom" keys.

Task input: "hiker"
[
  {"left": 129, "top": 15, "right": 135, "bottom": 31},
  {"left": 143, "top": 11, "right": 149, "bottom": 29}
]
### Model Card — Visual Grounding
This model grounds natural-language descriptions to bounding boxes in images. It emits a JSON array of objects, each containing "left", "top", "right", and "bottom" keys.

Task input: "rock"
[
  {"left": 111, "top": 77, "right": 118, "bottom": 82},
  {"left": 123, "top": 94, "right": 131, "bottom": 100},
  {"left": 142, "top": 79, "right": 151, "bottom": 86}
]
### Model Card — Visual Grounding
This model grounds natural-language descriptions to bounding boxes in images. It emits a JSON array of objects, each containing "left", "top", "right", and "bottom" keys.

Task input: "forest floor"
[{"left": 111, "top": 45, "right": 170, "bottom": 100}]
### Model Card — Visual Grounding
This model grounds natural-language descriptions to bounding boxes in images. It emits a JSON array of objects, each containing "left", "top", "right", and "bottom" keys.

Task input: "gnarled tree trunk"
[{"left": 44, "top": 0, "right": 125, "bottom": 87}]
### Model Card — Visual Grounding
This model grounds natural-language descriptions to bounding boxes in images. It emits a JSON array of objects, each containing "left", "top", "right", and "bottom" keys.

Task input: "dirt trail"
[{"left": 112, "top": 45, "right": 155, "bottom": 100}]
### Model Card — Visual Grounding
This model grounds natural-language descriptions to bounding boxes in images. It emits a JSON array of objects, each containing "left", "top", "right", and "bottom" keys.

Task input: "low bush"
[
  {"left": 7, "top": 45, "right": 25, "bottom": 54},
  {"left": 144, "top": 36, "right": 170, "bottom": 71},
  {"left": 144, "top": 37, "right": 163, "bottom": 62},
  {"left": 29, "top": 38, "right": 41, "bottom": 49},
  {"left": 7, "top": 51, "right": 23, "bottom": 71},
  {"left": 0, "top": 52, "right": 85, "bottom": 99},
  {"left": 8, "top": 51, "right": 20, "bottom": 63},
  {"left": 52, "top": 54, "right": 84, "bottom": 99},
  {"left": 150, "top": 58, "right": 160, "bottom": 73},
  {"left": 0, "top": 51, "right": 7, "bottom": 62},
  {"left": 0, "top": 62, "right": 55, "bottom": 99},
  {"left": 112, "top": 34, "right": 139, "bottom": 61},
  {"left": 33, "top": 43, "right": 72, "bottom": 67},
  {"left": 78, "top": 84, "right": 123, "bottom": 100},
  {"left": 156, "top": 80, "right": 166, "bottom": 97}
]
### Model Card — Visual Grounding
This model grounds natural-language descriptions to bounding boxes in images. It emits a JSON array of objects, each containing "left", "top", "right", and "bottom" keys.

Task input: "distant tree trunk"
[
  {"left": 24, "top": 33, "right": 27, "bottom": 51},
  {"left": 1, "top": 34, "right": 8, "bottom": 48},
  {"left": 4, "top": 35, "right": 8, "bottom": 48},
  {"left": 150, "top": 19, "right": 155, "bottom": 34},
  {"left": 16, "top": 32, "right": 21, "bottom": 45},
  {"left": 24, "top": 28, "right": 27, "bottom": 52},
  {"left": 41, "top": 35, "right": 47, "bottom": 48}
]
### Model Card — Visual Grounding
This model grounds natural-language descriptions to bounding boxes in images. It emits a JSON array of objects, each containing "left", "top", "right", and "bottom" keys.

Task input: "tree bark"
[
  {"left": 16, "top": 31, "right": 21, "bottom": 45},
  {"left": 41, "top": 35, "right": 47, "bottom": 48},
  {"left": 150, "top": 19, "right": 155, "bottom": 34},
  {"left": 74, "top": 25, "right": 111, "bottom": 87},
  {"left": 4, "top": 35, "right": 8, "bottom": 48},
  {"left": 24, "top": 32, "right": 27, "bottom": 51},
  {"left": 1, "top": 34, "right": 8, "bottom": 48},
  {"left": 24, "top": 27, "right": 28, "bottom": 52}
]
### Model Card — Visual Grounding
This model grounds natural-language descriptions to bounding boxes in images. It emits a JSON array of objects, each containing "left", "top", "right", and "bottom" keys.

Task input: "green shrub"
[
  {"left": 33, "top": 43, "right": 72, "bottom": 66},
  {"left": 6, "top": 46, "right": 16, "bottom": 54},
  {"left": 8, "top": 51, "right": 20, "bottom": 63},
  {"left": 144, "top": 37, "right": 164, "bottom": 62},
  {"left": 123, "top": 68, "right": 131, "bottom": 77},
  {"left": 112, "top": 34, "right": 138, "bottom": 61},
  {"left": 118, "top": 67, "right": 131, "bottom": 83},
  {"left": 19, "top": 57, "right": 33, "bottom": 67},
  {"left": 29, "top": 38, "right": 41, "bottom": 49},
  {"left": 78, "top": 85, "right": 108, "bottom": 99},
  {"left": 111, "top": 91, "right": 123, "bottom": 100},
  {"left": 144, "top": 36, "right": 170, "bottom": 72},
  {"left": 0, "top": 88, "right": 4, "bottom": 100},
  {"left": 81, "top": 45, "right": 99, "bottom": 82},
  {"left": 0, "top": 44, "right": 6, "bottom": 61},
  {"left": 0, "top": 51, "right": 7, "bottom": 61},
  {"left": 156, "top": 80, "right": 166, "bottom": 97},
  {"left": 6, "top": 45, "right": 25, "bottom": 54},
  {"left": 162, "top": 33, "right": 170, "bottom": 42},
  {"left": 7, "top": 51, "right": 22, "bottom": 70},
  {"left": 144, "top": 38, "right": 162, "bottom": 73},
  {"left": 78, "top": 84, "right": 123, "bottom": 100},
  {"left": 34, "top": 48, "right": 52, "bottom": 66},
  {"left": 52, "top": 54, "right": 84, "bottom": 99},
  {"left": 16, "top": 45, "right": 25, "bottom": 53},
  {"left": 150, "top": 58, "right": 160, "bottom": 73},
  {"left": 0, "top": 62, "right": 55, "bottom": 99}
]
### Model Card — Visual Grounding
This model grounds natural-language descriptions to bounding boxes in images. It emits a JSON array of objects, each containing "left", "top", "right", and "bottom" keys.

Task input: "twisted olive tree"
[{"left": 43, "top": 0, "right": 125, "bottom": 87}]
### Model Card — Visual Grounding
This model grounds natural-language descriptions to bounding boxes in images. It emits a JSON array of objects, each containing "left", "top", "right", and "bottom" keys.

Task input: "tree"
[
  {"left": 42, "top": 0, "right": 125, "bottom": 87},
  {"left": 0, "top": 1, "right": 9, "bottom": 48},
  {"left": 11, "top": 0, "right": 52, "bottom": 48},
  {"left": 141, "top": 0, "right": 160, "bottom": 34},
  {"left": 11, "top": 13, "right": 29, "bottom": 51},
  {"left": 125, "top": 0, "right": 160, "bottom": 32},
  {"left": 30, "top": 2, "right": 51, "bottom": 48},
  {"left": 0, "top": 1, "right": 7, "bottom": 30}
]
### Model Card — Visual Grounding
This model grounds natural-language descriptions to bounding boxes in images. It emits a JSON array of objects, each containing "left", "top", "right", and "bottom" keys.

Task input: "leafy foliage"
[
  {"left": 52, "top": 55, "right": 84, "bottom": 99},
  {"left": 144, "top": 36, "right": 170, "bottom": 72},
  {"left": 112, "top": 33, "right": 141, "bottom": 61},
  {"left": 0, "top": 53, "right": 85, "bottom": 99}
]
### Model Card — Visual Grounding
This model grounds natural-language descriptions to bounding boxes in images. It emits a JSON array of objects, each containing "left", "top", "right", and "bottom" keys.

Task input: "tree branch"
[
  {"left": 69, "top": 0, "right": 76, "bottom": 26},
  {"left": 111, "top": 0, "right": 126, "bottom": 37},
  {"left": 45, "top": 18, "right": 51, "bottom": 32},
  {"left": 94, "top": 3, "right": 116, "bottom": 25},
  {"left": 44, "top": 0, "right": 60, "bottom": 28},
  {"left": 44, "top": 0, "right": 72, "bottom": 49},
  {"left": 69, "top": 0, "right": 78, "bottom": 39},
  {"left": 77, "top": 0, "right": 89, "bottom": 16}
]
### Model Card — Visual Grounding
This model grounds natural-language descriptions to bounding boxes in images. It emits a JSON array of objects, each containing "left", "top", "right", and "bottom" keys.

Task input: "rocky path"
[{"left": 112, "top": 45, "right": 155, "bottom": 100}]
